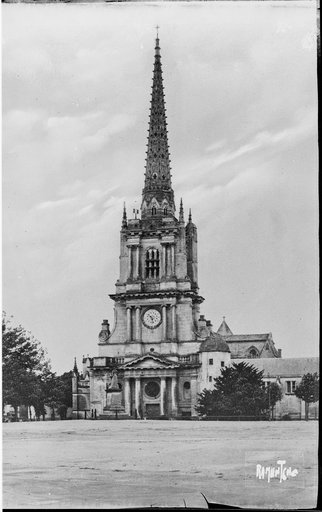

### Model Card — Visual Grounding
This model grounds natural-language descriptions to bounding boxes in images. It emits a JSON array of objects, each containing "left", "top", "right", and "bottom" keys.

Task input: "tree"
[
  {"left": 2, "top": 313, "right": 74, "bottom": 422},
  {"left": 2, "top": 312, "right": 51, "bottom": 420},
  {"left": 55, "top": 371, "right": 73, "bottom": 419},
  {"left": 42, "top": 373, "right": 64, "bottom": 420},
  {"left": 29, "top": 375, "right": 47, "bottom": 421},
  {"left": 294, "top": 373, "right": 319, "bottom": 421},
  {"left": 196, "top": 362, "right": 271, "bottom": 419},
  {"left": 40, "top": 371, "right": 73, "bottom": 420},
  {"left": 266, "top": 382, "right": 283, "bottom": 420},
  {"left": 195, "top": 389, "right": 217, "bottom": 417}
]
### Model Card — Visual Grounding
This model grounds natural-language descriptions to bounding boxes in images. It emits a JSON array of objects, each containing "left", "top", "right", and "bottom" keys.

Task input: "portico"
[{"left": 121, "top": 353, "right": 180, "bottom": 418}]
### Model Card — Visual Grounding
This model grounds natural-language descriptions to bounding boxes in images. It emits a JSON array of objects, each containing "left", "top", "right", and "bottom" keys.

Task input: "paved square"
[{"left": 2, "top": 420, "right": 318, "bottom": 509}]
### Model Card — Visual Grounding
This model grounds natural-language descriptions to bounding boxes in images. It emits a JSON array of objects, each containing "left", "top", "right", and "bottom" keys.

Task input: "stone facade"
[
  {"left": 72, "top": 34, "right": 318, "bottom": 420},
  {"left": 241, "top": 357, "right": 319, "bottom": 420}
]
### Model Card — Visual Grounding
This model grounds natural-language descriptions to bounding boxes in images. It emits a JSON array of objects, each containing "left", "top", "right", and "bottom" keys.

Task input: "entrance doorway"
[{"left": 146, "top": 403, "right": 160, "bottom": 419}]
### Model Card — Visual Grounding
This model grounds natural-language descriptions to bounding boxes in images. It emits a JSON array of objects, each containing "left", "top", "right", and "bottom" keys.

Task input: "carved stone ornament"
[{"left": 98, "top": 330, "right": 109, "bottom": 342}]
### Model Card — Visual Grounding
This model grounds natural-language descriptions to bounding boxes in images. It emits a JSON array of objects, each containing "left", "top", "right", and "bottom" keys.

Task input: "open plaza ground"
[{"left": 2, "top": 420, "right": 318, "bottom": 509}]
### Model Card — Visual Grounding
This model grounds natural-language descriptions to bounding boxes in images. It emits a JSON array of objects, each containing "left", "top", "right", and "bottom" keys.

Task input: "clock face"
[{"left": 142, "top": 308, "right": 162, "bottom": 329}]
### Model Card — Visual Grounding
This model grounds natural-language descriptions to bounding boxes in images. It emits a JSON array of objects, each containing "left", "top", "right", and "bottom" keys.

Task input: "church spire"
[{"left": 141, "top": 30, "right": 175, "bottom": 219}]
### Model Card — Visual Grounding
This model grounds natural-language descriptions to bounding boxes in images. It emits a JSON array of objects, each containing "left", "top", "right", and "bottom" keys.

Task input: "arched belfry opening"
[{"left": 145, "top": 248, "right": 160, "bottom": 278}]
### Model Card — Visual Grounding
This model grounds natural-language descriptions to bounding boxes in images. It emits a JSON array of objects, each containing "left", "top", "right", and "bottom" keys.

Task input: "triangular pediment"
[{"left": 122, "top": 352, "right": 180, "bottom": 370}]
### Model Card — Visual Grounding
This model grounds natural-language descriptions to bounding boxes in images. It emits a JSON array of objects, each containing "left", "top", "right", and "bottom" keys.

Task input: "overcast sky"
[{"left": 2, "top": 1, "right": 318, "bottom": 374}]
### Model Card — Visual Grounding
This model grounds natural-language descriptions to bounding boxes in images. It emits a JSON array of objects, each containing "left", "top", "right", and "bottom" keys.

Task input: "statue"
[
  {"left": 106, "top": 370, "right": 123, "bottom": 419},
  {"left": 106, "top": 370, "right": 121, "bottom": 393}
]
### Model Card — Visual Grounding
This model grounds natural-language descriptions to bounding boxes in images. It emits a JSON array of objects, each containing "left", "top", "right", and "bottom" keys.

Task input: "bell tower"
[
  {"left": 73, "top": 30, "right": 283, "bottom": 421},
  {"left": 99, "top": 31, "right": 204, "bottom": 359}
]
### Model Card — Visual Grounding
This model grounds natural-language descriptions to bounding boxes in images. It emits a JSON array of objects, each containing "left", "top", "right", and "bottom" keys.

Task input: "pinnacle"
[{"left": 73, "top": 357, "right": 79, "bottom": 375}]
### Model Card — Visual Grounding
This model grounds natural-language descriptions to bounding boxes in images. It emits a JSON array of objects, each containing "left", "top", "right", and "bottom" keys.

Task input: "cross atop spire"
[{"left": 141, "top": 33, "right": 175, "bottom": 219}]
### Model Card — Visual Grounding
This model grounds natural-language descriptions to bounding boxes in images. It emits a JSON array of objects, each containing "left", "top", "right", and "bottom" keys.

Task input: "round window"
[
  {"left": 183, "top": 381, "right": 191, "bottom": 390},
  {"left": 145, "top": 381, "right": 160, "bottom": 398}
]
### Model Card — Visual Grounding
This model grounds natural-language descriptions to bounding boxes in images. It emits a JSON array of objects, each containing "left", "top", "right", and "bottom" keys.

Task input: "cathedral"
[{"left": 72, "top": 34, "right": 318, "bottom": 420}]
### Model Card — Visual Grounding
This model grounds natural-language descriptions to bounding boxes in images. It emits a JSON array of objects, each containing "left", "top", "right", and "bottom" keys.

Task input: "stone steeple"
[
  {"left": 141, "top": 31, "right": 175, "bottom": 219},
  {"left": 217, "top": 317, "right": 233, "bottom": 336}
]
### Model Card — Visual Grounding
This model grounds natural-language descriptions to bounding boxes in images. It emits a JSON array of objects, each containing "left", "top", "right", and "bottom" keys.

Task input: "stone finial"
[
  {"left": 122, "top": 202, "right": 127, "bottom": 228},
  {"left": 73, "top": 357, "right": 79, "bottom": 375},
  {"left": 99, "top": 319, "right": 111, "bottom": 343},
  {"left": 102, "top": 319, "right": 110, "bottom": 334}
]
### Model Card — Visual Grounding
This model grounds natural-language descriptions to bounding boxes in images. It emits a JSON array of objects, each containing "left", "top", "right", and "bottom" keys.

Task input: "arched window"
[
  {"left": 145, "top": 248, "right": 160, "bottom": 278},
  {"left": 249, "top": 348, "right": 258, "bottom": 358},
  {"left": 164, "top": 208, "right": 168, "bottom": 215},
  {"left": 183, "top": 381, "right": 191, "bottom": 400},
  {"left": 152, "top": 207, "right": 157, "bottom": 215}
]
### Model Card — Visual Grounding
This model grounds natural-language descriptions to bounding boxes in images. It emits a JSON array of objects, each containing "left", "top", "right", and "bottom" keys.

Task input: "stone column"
[
  {"left": 170, "top": 244, "right": 175, "bottom": 275},
  {"left": 128, "top": 246, "right": 132, "bottom": 279},
  {"left": 161, "top": 245, "right": 166, "bottom": 277},
  {"left": 124, "top": 378, "right": 131, "bottom": 416},
  {"left": 171, "top": 377, "right": 178, "bottom": 416},
  {"left": 171, "top": 304, "right": 176, "bottom": 340},
  {"left": 135, "top": 378, "right": 141, "bottom": 418},
  {"left": 162, "top": 305, "right": 167, "bottom": 340},
  {"left": 135, "top": 306, "right": 141, "bottom": 342},
  {"left": 126, "top": 307, "right": 132, "bottom": 341},
  {"left": 165, "top": 245, "right": 169, "bottom": 277},
  {"left": 160, "top": 377, "right": 166, "bottom": 416},
  {"left": 134, "top": 246, "right": 140, "bottom": 279}
]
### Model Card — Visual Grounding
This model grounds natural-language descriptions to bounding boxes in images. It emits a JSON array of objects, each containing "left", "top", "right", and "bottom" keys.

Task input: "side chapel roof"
[{"left": 199, "top": 333, "right": 230, "bottom": 353}]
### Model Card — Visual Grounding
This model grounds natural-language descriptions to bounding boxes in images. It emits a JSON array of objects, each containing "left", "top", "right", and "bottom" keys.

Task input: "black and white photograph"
[{"left": 1, "top": 0, "right": 319, "bottom": 509}]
